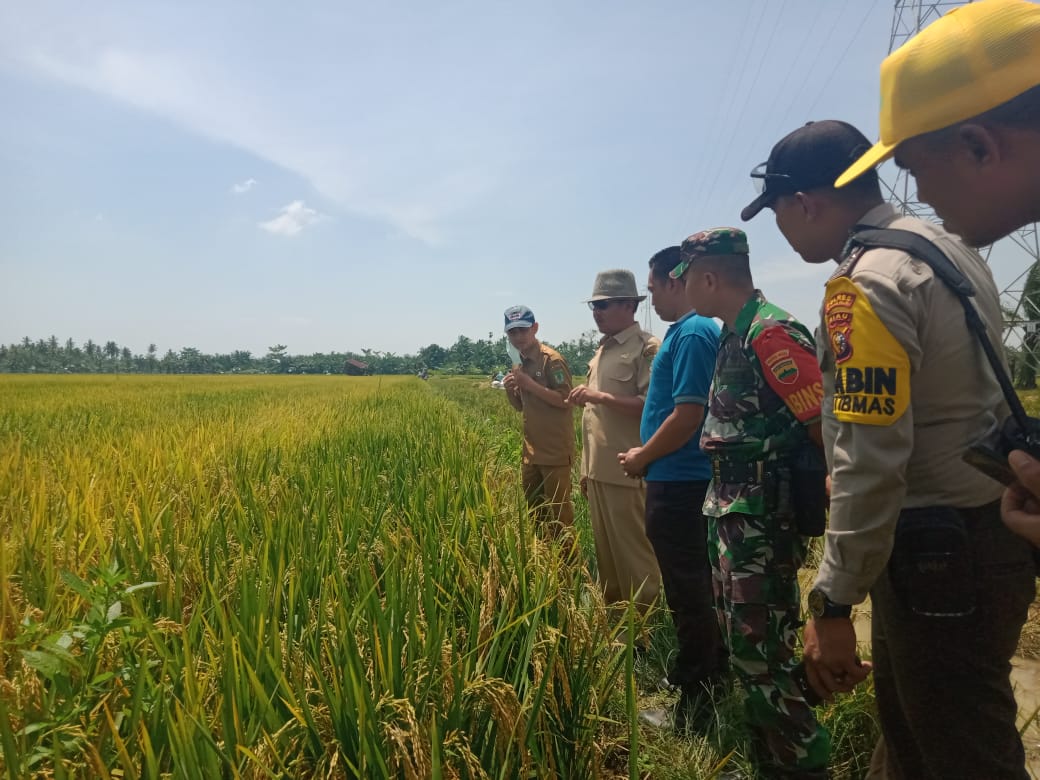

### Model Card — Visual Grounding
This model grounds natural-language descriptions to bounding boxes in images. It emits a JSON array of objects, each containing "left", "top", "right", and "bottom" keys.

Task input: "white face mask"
[{"left": 506, "top": 342, "right": 521, "bottom": 367}]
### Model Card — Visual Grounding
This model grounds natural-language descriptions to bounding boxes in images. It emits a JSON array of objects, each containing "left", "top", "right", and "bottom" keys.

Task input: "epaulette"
[{"left": 832, "top": 240, "right": 866, "bottom": 281}]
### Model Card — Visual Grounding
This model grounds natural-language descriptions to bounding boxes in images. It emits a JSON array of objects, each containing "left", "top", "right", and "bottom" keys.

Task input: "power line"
[
  {"left": 742, "top": 2, "right": 829, "bottom": 171},
  {"left": 698, "top": 0, "right": 791, "bottom": 223},
  {"left": 680, "top": 0, "right": 768, "bottom": 228},
  {"left": 805, "top": 0, "right": 881, "bottom": 117}
]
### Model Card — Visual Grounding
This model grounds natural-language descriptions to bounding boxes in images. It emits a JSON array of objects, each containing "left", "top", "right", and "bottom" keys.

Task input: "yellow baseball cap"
[{"left": 836, "top": 0, "right": 1040, "bottom": 188}]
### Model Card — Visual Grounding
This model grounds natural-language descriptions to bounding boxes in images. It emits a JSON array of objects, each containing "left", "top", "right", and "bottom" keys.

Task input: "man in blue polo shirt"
[{"left": 618, "top": 245, "right": 726, "bottom": 731}]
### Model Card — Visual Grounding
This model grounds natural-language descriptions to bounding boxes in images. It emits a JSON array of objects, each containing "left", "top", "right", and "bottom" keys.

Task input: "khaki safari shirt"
[
  {"left": 519, "top": 343, "right": 574, "bottom": 466},
  {"left": 815, "top": 203, "right": 1007, "bottom": 605},
  {"left": 581, "top": 323, "right": 660, "bottom": 487}
]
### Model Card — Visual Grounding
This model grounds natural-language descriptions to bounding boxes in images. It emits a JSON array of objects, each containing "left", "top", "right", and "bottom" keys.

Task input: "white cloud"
[
  {"left": 258, "top": 200, "right": 325, "bottom": 237},
  {"left": 231, "top": 177, "right": 256, "bottom": 194},
  {"left": 2, "top": 35, "right": 497, "bottom": 245}
]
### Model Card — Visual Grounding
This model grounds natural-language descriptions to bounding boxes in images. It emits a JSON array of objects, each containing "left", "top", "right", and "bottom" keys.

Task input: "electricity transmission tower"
[{"left": 883, "top": 0, "right": 1040, "bottom": 384}]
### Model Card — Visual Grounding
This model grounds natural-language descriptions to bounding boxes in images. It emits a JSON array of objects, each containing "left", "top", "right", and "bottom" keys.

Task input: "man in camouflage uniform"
[{"left": 672, "top": 228, "right": 829, "bottom": 779}]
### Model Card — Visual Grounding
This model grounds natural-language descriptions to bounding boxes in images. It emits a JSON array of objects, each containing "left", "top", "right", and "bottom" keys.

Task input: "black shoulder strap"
[
  {"left": 850, "top": 228, "right": 976, "bottom": 298},
  {"left": 846, "top": 226, "right": 1031, "bottom": 431}
]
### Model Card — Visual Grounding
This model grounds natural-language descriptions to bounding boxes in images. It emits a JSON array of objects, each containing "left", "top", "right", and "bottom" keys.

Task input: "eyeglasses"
[
  {"left": 588, "top": 299, "right": 619, "bottom": 311},
  {"left": 750, "top": 162, "right": 795, "bottom": 195}
]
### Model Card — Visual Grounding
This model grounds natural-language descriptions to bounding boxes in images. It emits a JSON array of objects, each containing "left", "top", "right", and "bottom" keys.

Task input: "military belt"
[{"left": 711, "top": 459, "right": 771, "bottom": 485}]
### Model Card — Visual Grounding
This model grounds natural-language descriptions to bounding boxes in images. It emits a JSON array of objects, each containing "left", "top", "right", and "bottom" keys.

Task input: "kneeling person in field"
[{"left": 502, "top": 305, "right": 576, "bottom": 540}]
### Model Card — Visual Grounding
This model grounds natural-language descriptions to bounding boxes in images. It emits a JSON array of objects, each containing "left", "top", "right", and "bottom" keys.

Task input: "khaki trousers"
[
  {"left": 586, "top": 478, "right": 660, "bottom": 612},
  {"left": 521, "top": 462, "right": 574, "bottom": 538}
]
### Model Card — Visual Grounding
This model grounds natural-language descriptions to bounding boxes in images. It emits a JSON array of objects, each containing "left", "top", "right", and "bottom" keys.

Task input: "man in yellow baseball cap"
[
  {"left": 836, "top": 0, "right": 1040, "bottom": 249},
  {"left": 834, "top": 1, "right": 1040, "bottom": 776},
  {"left": 839, "top": 1, "right": 1040, "bottom": 544}
]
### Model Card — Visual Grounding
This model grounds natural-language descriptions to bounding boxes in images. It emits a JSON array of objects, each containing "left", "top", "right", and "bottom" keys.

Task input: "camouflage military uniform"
[{"left": 701, "top": 289, "right": 830, "bottom": 776}]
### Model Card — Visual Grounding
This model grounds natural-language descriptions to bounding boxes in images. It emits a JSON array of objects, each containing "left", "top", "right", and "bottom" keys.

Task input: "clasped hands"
[{"left": 616, "top": 446, "right": 648, "bottom": 480}]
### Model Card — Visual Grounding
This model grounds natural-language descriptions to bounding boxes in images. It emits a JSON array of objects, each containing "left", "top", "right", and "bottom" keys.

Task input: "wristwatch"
[{"left": 807, "top": 587, "right": 852, "bottom": 619}]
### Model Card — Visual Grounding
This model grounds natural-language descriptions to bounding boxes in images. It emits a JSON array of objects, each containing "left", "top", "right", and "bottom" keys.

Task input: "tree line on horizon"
[
  {"left": 7, "top": 316, "right": 1038, "bottom": 388},
  {"left": 0, "top": 332, "right": 604, "bottom": 378}
]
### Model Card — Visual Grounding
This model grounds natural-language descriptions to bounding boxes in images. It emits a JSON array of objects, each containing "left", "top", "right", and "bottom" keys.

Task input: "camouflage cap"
[{"left": 669, "top": 227, "right": 750, "bottom": 279}]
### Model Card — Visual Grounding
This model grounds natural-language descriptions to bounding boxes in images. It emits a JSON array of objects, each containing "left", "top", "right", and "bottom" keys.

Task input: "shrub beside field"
[{"left": 1, "top": 375, "right": 882, "bottom": 779}]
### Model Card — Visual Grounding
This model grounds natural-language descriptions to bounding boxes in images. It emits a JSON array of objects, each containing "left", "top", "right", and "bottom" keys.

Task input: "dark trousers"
[
  {"left": 870, "top": 500, "right": 1035, "bottom": 780},
  {"left": 644, "top": 480, "right": 727, "bottom": 689}
]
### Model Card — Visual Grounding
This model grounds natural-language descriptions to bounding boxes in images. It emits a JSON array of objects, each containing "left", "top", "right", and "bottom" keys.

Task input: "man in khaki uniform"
[
  {"left": 830, "top": 0, "right": 1040, "bottom": 551},
  {"left": 502, "top": 304, "right": 575, "bottom": 537},
  {"left": 568, "top": 270, "right": 661, "bottom": 615},
  {"left": 743, "top": 119, "right": 1034, "bottom": 779}
]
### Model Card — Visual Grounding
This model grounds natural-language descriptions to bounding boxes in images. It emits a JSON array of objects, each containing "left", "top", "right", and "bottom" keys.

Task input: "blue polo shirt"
[{"left": 640, "top": 311, "right": 719, "bottom": 481}]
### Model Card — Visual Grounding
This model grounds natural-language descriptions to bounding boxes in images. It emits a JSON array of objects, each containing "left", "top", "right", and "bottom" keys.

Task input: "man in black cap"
[{"left": 743, "top": 120, "right": 1033, "bottom": 779}]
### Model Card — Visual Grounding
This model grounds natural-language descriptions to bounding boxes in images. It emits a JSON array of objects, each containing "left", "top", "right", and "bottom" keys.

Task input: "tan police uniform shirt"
[
  {"left": 814, "top": 202, "right": 1008, "bottom": 605},
  {"left": 519, "top": 343, "right": 574, "bottom": 466},
  {"left": 581, "top": 323, "right": 660, "bottom": 487}
]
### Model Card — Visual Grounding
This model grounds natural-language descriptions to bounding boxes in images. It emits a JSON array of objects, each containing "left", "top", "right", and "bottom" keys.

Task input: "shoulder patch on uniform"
[
  {"left": 764, "top": 349, "right": 799, "bottom": 385},
  {"left": 825, "top": 276, "right": 909, "bottom": 426},
  {"left": 553, "top": 368, "right": 565, "bottom": 384},
  {"left": 751, "top": 326, "right": 823, "bottom": 423},
  {"left": 824, "top": 290, "right": 857, "bottom": 364}
]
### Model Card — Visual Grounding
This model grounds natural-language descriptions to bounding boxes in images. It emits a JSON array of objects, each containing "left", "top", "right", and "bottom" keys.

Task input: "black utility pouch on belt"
[
  {"left": 790, "top": 442, "right": 827, "bottom": 537},
  {"left": 888, "top": 506, "right": 975, "bottom": 617}
]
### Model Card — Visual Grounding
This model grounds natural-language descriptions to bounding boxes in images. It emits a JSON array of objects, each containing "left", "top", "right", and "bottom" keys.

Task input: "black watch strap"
[{"left": 809, "top": 587, "right": 852, "bottom": 619}]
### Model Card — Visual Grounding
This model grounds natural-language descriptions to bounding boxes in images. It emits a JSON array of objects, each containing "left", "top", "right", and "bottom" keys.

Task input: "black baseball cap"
[{"left": 740, "top": 120, "right": 877, "bottom": 222}]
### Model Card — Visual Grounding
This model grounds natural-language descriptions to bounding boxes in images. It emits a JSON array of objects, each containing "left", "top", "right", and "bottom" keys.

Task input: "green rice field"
[{"left": 2, "top": 375, "right": 886, "bottom": 778}]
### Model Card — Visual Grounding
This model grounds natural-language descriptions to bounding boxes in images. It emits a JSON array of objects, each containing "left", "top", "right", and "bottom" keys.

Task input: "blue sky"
[{"left": 1, "top": 1, "right": 1027, "bottom": 357}]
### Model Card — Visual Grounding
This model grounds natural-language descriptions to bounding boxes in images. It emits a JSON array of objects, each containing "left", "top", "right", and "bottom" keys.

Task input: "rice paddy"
[{"left": 1, "top": 374, "right": 892, "bottom": 778}]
